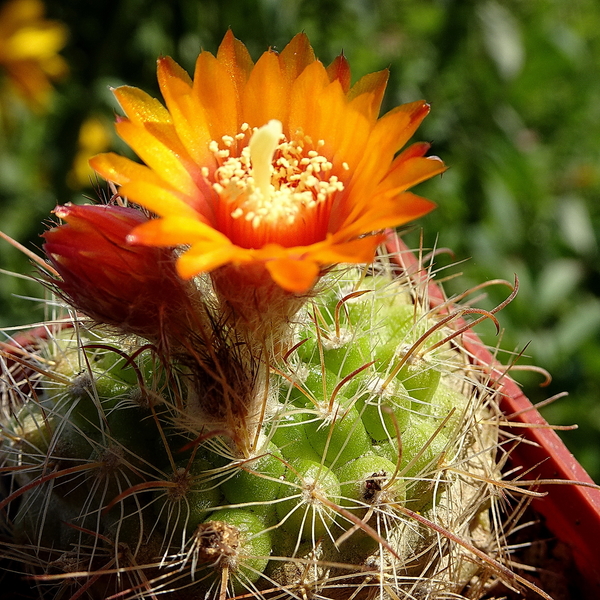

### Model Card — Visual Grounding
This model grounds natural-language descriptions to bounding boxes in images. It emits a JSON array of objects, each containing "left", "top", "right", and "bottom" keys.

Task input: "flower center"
[{"left": 205, "top": 120, "right": 346, "bottom": 249}]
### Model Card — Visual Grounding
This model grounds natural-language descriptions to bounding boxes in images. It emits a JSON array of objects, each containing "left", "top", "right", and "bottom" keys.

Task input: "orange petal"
[
  {"left": 326, "top": 53, "right": 351, "bottom": 93},
  {"left": 377, "top": 155, "right": 447, "bottom": 196},
  {"left": 177, "top": 244, "right": 239, "bottom": 279},
  {"left": 290, "top": 76, "right": 348, "bottom": 161},
  {"left": 372, "top": 100, "right": 430, "bottom": 157},
  {"left": 128, "top": 215, "right": 229, "bottom": 246},
  {"left": 193, "top": 50, "right": 239, "bottom": 140},
  {"left": 242, "top": 50, "right": 287, "bottom": 128},
  {"left": 329, "top": 96, "right": 372, "bottom": 178},
  {"left": 157, "top": 56, "right": 213, "bottom": 165},
  {"left": 394, "top": 140, "right": 431, "bottom": 162},
  {"left": 343, "top": 100, "right": 430, "bottom": 207},
  {"left": 347, "top": 69, "right": 389, "bottom": 120},
  {"left": 314, "top": 80, "right": 350, "bottom": 159},
  {"left": 113, "top": 86, "right": 172, "bottom": 124},
  {"left": 288, "top": 60, "right": 334, "bottom": 139},
  {"left": 289, "top": 70, "right": 369, "bottom": 165},
  {"left": 217, "top": 30, "right": 253, "bottom": 127},
  {"left": 279, "top": 33, "right": 315, "bottom": 86},
  {"left": 217, "top": 30, "right": 254, "bottom": 92},
  {"left": 5, "top": 61, "right": 52, "bottom": 107},
  {"left": 308, "top": 235, "right": 383, "bottom": 264},
  {"left": 249, "top": 243, "right": 289, "bottom": 261},
  {"left": 265, "top": 258, "right": 320, "bottom": 293},
  {"left": 339, "top": 192, "right": 436, "bottom": 237}
]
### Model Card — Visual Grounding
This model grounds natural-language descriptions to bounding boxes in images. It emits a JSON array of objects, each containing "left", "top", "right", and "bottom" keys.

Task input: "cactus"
[
  {"left": 0, "top": 246, "right": 539, "bottom": 600},
  {"left": 1, "top": 31, "right": 556, "bottom": 600}
]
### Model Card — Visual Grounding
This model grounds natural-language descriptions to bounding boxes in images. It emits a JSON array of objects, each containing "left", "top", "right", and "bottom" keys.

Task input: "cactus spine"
[{"left": 0, "top": 245, "right": 536, "bottom": 600}]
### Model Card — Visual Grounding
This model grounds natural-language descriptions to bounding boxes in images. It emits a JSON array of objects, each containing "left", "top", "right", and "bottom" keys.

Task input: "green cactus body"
[{"left": 0, "top": 260, "right": 504, "bottom": 600}]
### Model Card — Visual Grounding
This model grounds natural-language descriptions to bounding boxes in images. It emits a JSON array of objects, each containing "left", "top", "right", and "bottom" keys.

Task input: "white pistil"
[{"left": 249, "top": 119, "right": 283, "bottom": 205}]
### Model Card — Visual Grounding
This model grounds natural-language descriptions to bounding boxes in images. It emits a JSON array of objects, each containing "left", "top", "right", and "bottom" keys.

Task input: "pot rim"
[{"left": 386, "top": 232, "right": 600, "bottom": 589}]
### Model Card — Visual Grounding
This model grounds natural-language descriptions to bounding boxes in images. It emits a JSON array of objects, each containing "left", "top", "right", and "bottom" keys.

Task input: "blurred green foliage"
[{"left": 1, "top": 0, "right": 599, "bottom": 479}]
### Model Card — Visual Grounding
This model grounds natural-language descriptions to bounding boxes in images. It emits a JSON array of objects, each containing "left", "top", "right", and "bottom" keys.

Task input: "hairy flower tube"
[
  {"left": 90, "top": 31, "right": 446, "bottom": 296},
  {"left": 42, "top": 203, "right": 195, "bottom": 349},
  {"left": 0, "top": 0, "right": 67, "bottom": 109}
]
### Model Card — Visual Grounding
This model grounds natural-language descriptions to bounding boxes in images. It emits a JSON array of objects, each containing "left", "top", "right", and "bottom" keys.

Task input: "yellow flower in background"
[
  {"left": 0, "top": 0, "right": 67, "bottom": 109},
  {"left": 91, "top": 31, "right": 445, "bottom": 293},
  {"left": 67, "top": 116, "right": 113, "bottom": 189}
]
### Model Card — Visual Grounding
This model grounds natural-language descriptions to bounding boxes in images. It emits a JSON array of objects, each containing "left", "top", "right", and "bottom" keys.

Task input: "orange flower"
[
  {"left": 91, "top": 31, "right": 445, "bottom": 294},
  {"left": 0, "top": 0, "right": 67, "bottom": 109}
]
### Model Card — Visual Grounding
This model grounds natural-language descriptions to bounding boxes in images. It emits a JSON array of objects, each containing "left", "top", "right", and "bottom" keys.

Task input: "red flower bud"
[{"left": 42, "top": 203, "right": 193, "bottom": 347}]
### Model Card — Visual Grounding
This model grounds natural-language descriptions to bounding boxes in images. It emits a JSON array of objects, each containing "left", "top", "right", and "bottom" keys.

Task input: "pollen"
[{"left": 207, "top": 120, "right": 345, "bottom": 248}]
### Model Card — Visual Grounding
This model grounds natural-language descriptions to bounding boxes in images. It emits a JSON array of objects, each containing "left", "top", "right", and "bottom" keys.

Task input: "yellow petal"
[
  {"left": 4, "top": 23, "right": 67, "bottom": 60},
  {"left": 118, "top": 180, "right": 205, "bottom": 221},
  {"left": 265, "top": 258, "right": 320, "bottom": 293},
  {"left": 115, "top": 119, "right": 200, "bottom": 196},
  {"left": 158, "top": 62, "right": 214, "bottom": 166},
  {"left": 90, "top": 152, "right": 164, "bottom": 187},
  {"left": 157, "top": 56, "right": 213, "bottom": 165},
  {"left": 113, "top": 86, "right": 172, "bottom": 124}
]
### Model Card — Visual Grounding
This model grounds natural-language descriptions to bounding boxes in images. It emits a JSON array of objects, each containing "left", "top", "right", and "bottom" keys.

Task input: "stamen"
[{"left": 207, "top": 121, "right": 345, "bottom": 246}]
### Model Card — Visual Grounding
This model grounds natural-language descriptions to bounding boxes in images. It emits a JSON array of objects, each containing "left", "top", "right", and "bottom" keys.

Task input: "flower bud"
[{"left": 43, "top": 203, "right": 192, "bottom": 348}]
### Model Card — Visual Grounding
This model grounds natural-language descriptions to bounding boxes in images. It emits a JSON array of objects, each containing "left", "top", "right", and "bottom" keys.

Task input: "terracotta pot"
[{"left": 387, "top": 233, "right": 600, "bottom": 595}]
